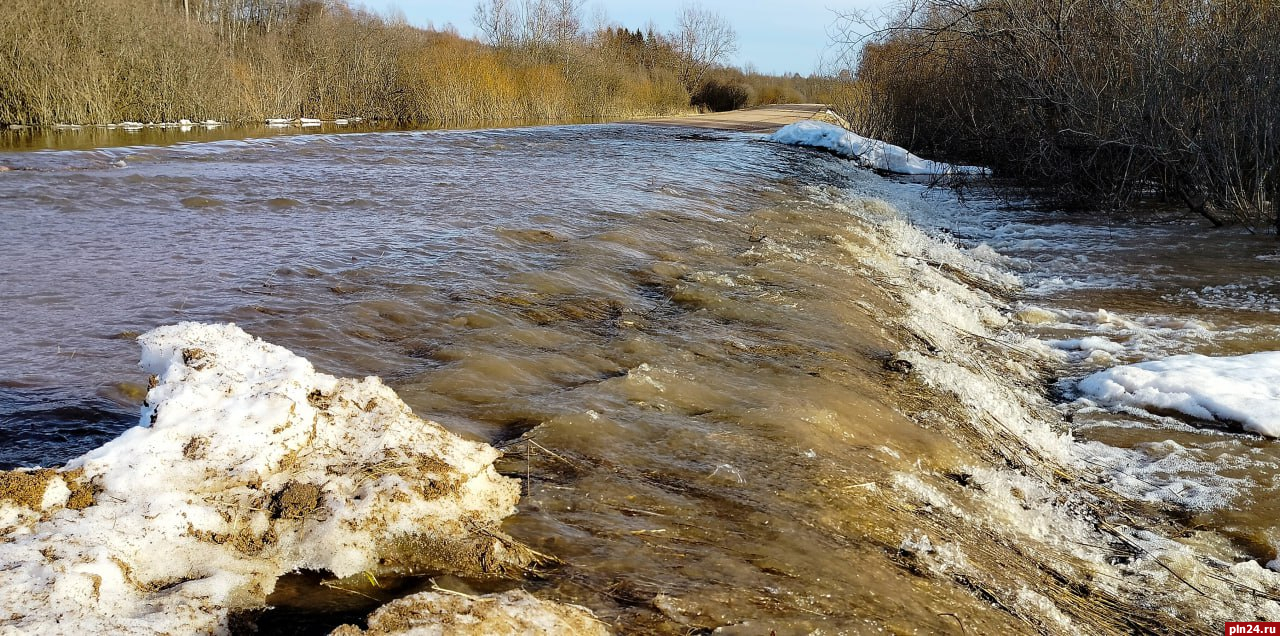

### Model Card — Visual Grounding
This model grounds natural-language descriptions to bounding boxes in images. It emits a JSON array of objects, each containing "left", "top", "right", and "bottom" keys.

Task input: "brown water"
[{"left": 3, "top": 124, "right": 1279, "bottom": 633}]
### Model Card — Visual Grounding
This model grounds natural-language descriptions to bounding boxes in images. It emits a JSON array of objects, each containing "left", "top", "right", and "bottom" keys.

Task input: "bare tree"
[
  {"left": 671, "top": 4, "right": 737, "bottom": 92},
  {"left": 474, "top": 0, "right": 519, "bottom": 46},
  {"left": 547, "top": 0, "right": 584, "bottom": 48},
  {"left": 474, "top": 0, "right": 583, "bottom": 48}
]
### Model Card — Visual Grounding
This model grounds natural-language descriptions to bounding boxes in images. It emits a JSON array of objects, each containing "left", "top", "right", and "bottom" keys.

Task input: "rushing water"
[
  {"left": 893, "top": 185, "right": 1280, "bottom": 549},
  {"left": 2, "top": 123, "right": 1279, "bottom": 632}
]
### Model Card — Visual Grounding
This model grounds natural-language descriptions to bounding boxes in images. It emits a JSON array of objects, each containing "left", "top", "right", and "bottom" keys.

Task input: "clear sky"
[{"left": 356, "top": 1, "right": 880, "bottom": 75}]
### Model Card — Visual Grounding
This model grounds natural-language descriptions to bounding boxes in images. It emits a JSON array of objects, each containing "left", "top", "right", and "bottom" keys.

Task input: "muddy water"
[
  {"left": 0, "top": 125, "right": 1027, "bottom": 632},
  {"left": 1, "top": 124, "right": 1278, "bottom": 632}
]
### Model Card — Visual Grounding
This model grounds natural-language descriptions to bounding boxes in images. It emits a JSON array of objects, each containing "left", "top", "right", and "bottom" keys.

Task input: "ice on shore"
[
  {"left": 770, "top": 121, "right": 988, "bottom": 176},
  {"left": 0, "top": 322, "right": 565, "bottom": 634},
  {"left": 1078, "top": 351, "right": 1280, "bottom": 436}
]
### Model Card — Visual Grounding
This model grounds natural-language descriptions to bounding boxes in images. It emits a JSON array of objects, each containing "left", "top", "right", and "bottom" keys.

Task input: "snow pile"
[
  {"left": 770, "top": 121, "right": 988, "bottom": 176},
  {"left": 0, "top": 322, "right": 552, "bottom": 634},
  {"left": 331, "top": 590, "right": 610, "bottom": 636},
  {"left": 1078, "top": 351, "right": 1280, "bottom": 436}
]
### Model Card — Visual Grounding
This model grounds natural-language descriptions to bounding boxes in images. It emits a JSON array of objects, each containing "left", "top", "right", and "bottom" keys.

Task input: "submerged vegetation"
[{"left": 839, "top": 0, "right": 1280, "bottom": 233}]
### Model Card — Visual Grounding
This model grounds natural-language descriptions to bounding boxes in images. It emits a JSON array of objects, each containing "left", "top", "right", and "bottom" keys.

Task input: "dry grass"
[{"left": 0, "top": 0, "right": 689, "bottom": 126}]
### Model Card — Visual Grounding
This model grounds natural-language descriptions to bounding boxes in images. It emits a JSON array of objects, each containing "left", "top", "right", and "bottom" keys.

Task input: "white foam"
[{"left": 1051, "top": 336, "right": 1125, "bottom": 352}]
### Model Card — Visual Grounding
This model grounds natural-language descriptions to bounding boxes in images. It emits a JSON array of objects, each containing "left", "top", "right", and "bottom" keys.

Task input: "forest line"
[{"left": 0, "top": 0, "right": 857, "bottom": 129}]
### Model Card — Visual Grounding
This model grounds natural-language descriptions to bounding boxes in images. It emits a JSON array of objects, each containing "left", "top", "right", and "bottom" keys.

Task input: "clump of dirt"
[
  {"left": 383, "top": 531, "right": 558, "bottom": 580},
  {"left": 271, "top": 482, "right": 322, "bottom": 519},
  {"left": 410, "top": 455, "right": 461, "bottom": 500},
  {"left": 187, "top": 523, "right": 279, "bottom": 556},
  {"left": 182, "top": 347, "right": 210, "bottom": 370},
  {"left": 62, "top": 468, "right": 98, "bottom": 510},
  {"left": 0, "top": 469, "right": 56, "bottom": 509},
  {"left": 182, "top": 436, "right": 209, "bottom": 460},
  {"left": 307, "top": 389, "right": 332, "bottom": 411}
]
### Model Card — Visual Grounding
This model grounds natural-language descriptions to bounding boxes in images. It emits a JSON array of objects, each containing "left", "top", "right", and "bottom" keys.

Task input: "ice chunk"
[
  {"left": 330, "top": 590, "right": 610, "bottom": 636},
  {"left": 0, "top": 322, "right": 547, "bottom": 633},
  {"left": 770, "top": 121, "right": 988, "bottom": 175},
  {"left": 1078, "top": 351, "right": 1280, "bottom": 436}
]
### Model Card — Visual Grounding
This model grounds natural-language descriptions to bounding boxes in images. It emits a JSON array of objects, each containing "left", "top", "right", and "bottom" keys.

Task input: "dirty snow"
[
  {"left": 770, "top": 121, "right": 988, "bottom": 175},
  {"left": 0, "top": 322, "right": 553, "bottom": 634}
]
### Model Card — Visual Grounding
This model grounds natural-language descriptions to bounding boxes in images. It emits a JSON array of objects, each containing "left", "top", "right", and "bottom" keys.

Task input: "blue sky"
[{"left": 356, "top": 1, "right": 879, "bottom": 75}]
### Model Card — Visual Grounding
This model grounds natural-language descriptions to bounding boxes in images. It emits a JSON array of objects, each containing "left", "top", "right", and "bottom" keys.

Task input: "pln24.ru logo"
[{"left": 1228, "top": 623, "right": 1280, "bottom": 635}]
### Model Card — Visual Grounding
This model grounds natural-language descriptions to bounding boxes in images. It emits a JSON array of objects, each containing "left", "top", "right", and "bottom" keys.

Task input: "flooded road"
[{"left": 2, "top": 123, "right": 1279, "bottom": 633}]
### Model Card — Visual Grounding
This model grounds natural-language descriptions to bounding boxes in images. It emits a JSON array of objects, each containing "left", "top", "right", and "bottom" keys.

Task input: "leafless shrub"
[
  {"left": 837, "top": 0, "right": 1280, "bottom": 233},
  {"left": 671, "top": 4, "right": 739, "bottom": 93},
  {"left": 0, "top": 0, "right": 689, "bottom": 127}
]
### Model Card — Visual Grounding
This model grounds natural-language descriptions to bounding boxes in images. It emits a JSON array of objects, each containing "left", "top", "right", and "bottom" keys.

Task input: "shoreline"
[
  {"left": 0, "top": 104, "right": 826, "bottom": 154},
  {"left": 0, "top": 109, "right": 698, "bottom": 134}
]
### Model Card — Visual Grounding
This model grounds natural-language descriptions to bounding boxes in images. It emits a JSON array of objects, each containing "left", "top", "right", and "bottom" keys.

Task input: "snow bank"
[
  {"left": 1078, "top": 351, "right": 1280, "bottom": 436},
  {"left": 0, "top": 322, "right": 553, "bottom": 634},
  {"left": 331, "top": 590, "right": 609, "bottom": 636},
  {"left": 770, "top": 121, "right": 988, "bottom": 176}
]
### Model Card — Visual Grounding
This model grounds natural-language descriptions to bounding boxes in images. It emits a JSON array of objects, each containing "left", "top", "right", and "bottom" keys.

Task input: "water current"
[{"left": 2, "top": 123, "right": 1278, "bottom": 633}]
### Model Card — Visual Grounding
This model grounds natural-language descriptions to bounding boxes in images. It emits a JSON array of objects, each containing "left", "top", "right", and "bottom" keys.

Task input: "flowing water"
[
  {"left": 901, "top": 187, "right": 1280, "bottom": 563},
  {"left": 2, "top": 123, "right": 1279, "bottom": 633}
]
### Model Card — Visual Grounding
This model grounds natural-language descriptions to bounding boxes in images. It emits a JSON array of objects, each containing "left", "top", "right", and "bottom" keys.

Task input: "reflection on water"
[
  {"left": 0, "top": 119, "right": 606, "bottom": 154},
  {"left": 2, "top": 122, "right": 1279, "bottom": 630},
  {"left": 0, "top": 122, "right": 383, "bottom": 153}
]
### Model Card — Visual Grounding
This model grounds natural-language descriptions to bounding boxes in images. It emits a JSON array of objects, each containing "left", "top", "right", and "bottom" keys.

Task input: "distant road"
[{"left": 637, "top": 103, "right": 829, "bottom": 133}]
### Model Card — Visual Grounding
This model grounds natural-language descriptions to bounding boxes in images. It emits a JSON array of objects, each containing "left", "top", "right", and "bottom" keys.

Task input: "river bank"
[
  {"left": 0, "top": 103, "right": 829, "bottom": 155},
  {"left": 0, "top": 120, "right": 1277, "bottom": 633},
  {"left": 0, "top": 116, "right": 617, "bottom": 154}
]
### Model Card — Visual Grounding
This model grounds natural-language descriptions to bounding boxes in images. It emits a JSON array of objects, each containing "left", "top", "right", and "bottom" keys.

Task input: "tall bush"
[
  {"left": 0, "top": 0, "right": 689, "bottom": 127},
  {"left": 846, "top": 0, "right": 1280, "bottom": 232}
]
